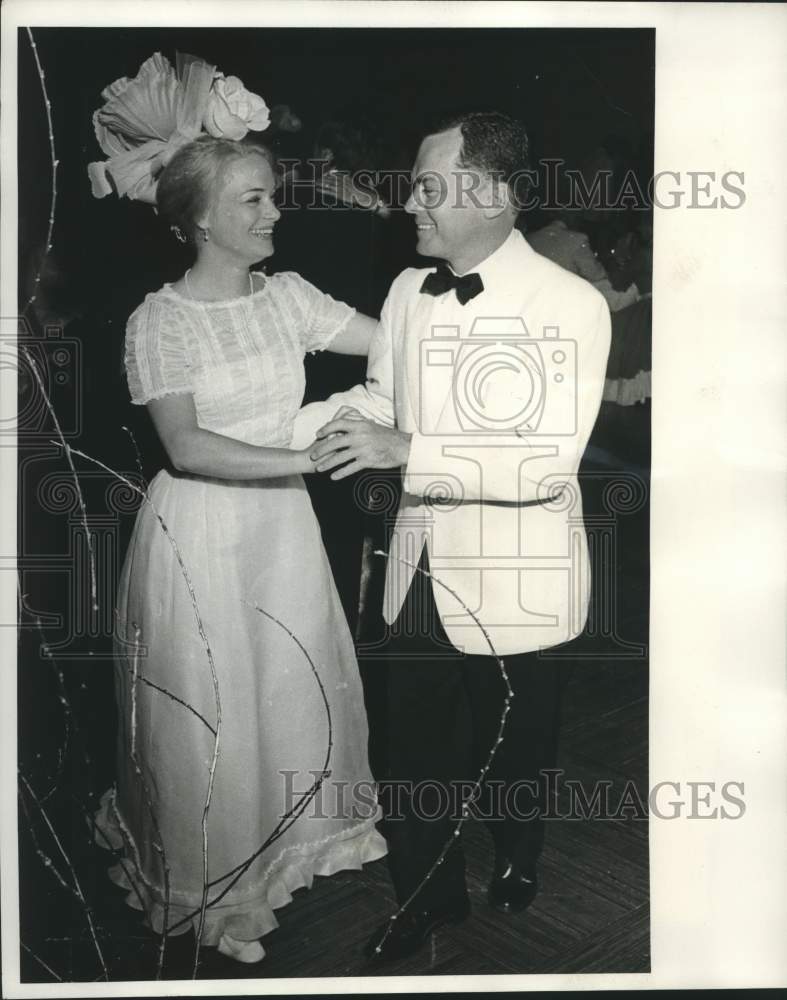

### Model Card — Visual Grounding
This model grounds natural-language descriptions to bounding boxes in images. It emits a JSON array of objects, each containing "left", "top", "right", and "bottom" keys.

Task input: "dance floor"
[{"left": 17, "top": 402, "right": 650, "bottom": 983}]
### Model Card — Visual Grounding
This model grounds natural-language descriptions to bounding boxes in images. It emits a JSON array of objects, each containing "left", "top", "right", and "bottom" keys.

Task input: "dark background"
[
  {"left": 19, "top": 27, "right": 655, "bottom": 322},
  {"left": 16, "top": 26, "right": 654, "bottom": 982}
]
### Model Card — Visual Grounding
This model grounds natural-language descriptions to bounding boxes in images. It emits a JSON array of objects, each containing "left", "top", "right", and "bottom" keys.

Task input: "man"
[{"left": 292, "top": 111, "right": 611, "bottom": 963}]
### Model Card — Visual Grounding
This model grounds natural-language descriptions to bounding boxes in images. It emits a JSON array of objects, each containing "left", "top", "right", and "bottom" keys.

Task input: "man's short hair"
[{"left": 431, "top": 111, "right": 531, "bottom": 210}]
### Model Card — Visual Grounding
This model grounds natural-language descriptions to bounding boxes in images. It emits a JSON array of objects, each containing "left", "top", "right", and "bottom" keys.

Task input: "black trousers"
[{"left": 380, "top": 549, "right": 573, "bottom": 909}]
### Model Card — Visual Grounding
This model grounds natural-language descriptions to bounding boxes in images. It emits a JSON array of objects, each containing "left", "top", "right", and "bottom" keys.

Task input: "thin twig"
[
  {"left": 115, "top": 608, "right": 216, "bottom": 734},
  {"left": 162, "top": 600, "right": 335, "bottom": 934},
  {"left": 130, "top": 673, "right": 217, "bottom": 736},
  {"left": 23, "top": 349, "right": 97, "bottom": 610},
  {"left": 163, "top": 763, "right": 332, "bottom": 936},
  {"left": 19, "top": 789, "right": 81, "bottom": 899},
  {"left": 21, "top": 29, "right": 58, "bottom": 318},
  {"left": 38, "top": 439, "right": 335, "bottom": 968},
  {"left": 121, "top": 425, "right": 148, "bottom": 490},
  {"left": 59, "top": 444, "right": 222, "bottom": 978},
  {"left": 578, "top": 56, "right": 634, "bottom": 119},
  {"left": 79, "top": 795, "right": 150, "bottom": 917},
  {"left": 26, "top": 610, "right": 73, "bottom": 804},
  {"left": 19, "top": 773, "right": 109, "bottom": 980},
  {"left": 21, "top": 941, "right": 63, "bottom": 982},
  {"left": 128, "top": 625, "right": 170, "bottom": 978},
  {"left": 367, "top": 550, "right": 513, "bottom": 959}
]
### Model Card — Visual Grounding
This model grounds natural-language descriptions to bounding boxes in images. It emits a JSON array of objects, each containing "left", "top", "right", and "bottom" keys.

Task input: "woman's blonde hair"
[{"left": 156, "top": 135, "right": 275, "bottom": 241}]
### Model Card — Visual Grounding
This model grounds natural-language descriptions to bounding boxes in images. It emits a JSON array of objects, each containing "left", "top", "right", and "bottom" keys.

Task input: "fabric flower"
[
  {"left": 87, "top": 52, "right": 213, "bottom": 203},
  {"left": 92, "top": 53, "right": 183, "bottom": 156},
  {"left": 88, "top": 53, "right": 269, "bottom": 204},
  {"left": 203, "top": 75, "right": 270, "bottom": 140}
]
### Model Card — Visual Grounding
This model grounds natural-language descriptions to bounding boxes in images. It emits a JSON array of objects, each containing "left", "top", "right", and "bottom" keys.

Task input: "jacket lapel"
[
  {"left": 403, "top": 232, "right": 539, "bottom": 436},
  {"left": 402, "top": 291, "right": 453, "bottom": 434}
]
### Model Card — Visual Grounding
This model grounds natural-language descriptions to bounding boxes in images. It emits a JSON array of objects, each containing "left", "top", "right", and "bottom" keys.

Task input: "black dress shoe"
[
  {"left": 363, "top": 899, "right": 470, "bottom": 963},
  {"left": 488, "top": 862, "right": 539, "bottom": 914}
]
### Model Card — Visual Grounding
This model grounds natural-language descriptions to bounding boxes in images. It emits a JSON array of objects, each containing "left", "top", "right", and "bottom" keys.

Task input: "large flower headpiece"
[{"left": 87, "top": 51, "right": 270, "bottom": 205}]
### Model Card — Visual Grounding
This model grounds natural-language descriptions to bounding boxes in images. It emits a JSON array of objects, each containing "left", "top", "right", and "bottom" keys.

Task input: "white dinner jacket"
[{"left": 292, "top": 229, "right": 611, "bottom": 656}]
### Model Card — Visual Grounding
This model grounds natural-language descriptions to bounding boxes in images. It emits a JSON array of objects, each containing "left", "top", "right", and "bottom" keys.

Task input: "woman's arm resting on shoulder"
[
  {"left": 327, "top": 312, "right": 378, "bottom": 356},
  {"left": 147, "top": 393, "right": 315, "bottom": 479}
]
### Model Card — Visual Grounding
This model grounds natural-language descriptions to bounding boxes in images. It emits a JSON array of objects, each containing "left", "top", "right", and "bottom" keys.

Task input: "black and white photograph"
[{"left": 1, "top": 1, "right": 785, "bottom": 994}]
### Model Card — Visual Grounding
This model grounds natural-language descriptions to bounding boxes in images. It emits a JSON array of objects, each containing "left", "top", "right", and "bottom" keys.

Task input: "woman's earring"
[
  {"left": 201, "top": 227, "right": 210, "bottom": 243},
  {"left": 171, "top": 225, "right": 188, "bottom": 244}
]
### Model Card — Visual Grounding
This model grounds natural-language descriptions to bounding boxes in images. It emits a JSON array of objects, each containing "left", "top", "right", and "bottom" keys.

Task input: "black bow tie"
[{"left": 420, "top": 262, "right": 484, "bottom": 305}]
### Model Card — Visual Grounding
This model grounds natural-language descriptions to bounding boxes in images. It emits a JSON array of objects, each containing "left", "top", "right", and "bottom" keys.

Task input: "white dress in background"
[{"left": 94, "top": 271, "right": 386, "bottom": 946}]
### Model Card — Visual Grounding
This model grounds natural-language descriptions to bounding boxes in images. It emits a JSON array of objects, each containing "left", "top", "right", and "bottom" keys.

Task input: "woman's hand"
[
  {"left": 147, "top": 393, "right": 322, "bottom": 480},
  {"left": 297, "top": 407, "right": 363, "bottom": 474}
]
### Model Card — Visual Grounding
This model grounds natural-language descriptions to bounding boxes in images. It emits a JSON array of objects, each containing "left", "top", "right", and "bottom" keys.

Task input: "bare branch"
[
  {"left": 61, "top": 444, "right": 222, "bottom": 978},
  {"left": 163, "top": 600, "right": 335, "bottom": 934},
  {"left": 23, "top": 349, "right": 97, "bottom": 611},
  {"left": 21, "top": 941, "right": 64, "bottom": 982},
  {"left": 19, "top": 773, "right": 109, "bottom": 980},
  {"left": 121, "top": 425, "right": 148, "bottom": 490},
  {"left": 128, "top": 625, "right": 171, "bottom": 978},
  {"left": 366, "top": 550, "right": 513, "bottom": 958},
  {"left": 21, "top": 28, "right": 58, "bottom": 319}
]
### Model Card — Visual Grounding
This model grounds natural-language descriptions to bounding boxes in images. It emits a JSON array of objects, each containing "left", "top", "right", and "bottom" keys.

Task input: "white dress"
[{"left": 95, "top": 271, "right": 386, "bottom": 946}]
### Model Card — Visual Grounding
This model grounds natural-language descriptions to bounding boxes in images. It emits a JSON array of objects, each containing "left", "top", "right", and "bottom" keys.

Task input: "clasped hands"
[{"left": 308, "top": 406, "right": 411, "bottom": 480}]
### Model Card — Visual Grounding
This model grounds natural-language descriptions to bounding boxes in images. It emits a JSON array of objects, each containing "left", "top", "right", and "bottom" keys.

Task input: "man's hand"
[{"left": 310, "top": 409, "right": 411, "bottom": 480}]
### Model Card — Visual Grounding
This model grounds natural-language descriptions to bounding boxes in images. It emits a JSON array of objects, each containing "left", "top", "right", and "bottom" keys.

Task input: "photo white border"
[{"left": 2, "top": 1, "right": 786, "bottom": 995}]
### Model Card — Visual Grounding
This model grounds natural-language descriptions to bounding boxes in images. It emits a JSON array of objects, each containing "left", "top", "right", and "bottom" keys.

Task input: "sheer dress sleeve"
[
  {"left": 274, "top": 271, "right": 356, "bottom": 354},
  {"left": 124, "top": 295, "right": 194, "bottom": 405}
]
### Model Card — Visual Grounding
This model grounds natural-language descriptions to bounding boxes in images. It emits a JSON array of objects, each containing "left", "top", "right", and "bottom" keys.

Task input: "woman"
[
  {"left": 94, "top": 135, "right": 386, "bottom": 963},
  {"left": 526, "top": 213, "right": 640, "bottom": 312}
]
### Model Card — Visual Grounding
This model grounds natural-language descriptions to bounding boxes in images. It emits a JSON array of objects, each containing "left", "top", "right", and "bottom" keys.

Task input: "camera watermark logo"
[
  {"left": 419, "top": 316, "right": 577, "bottom": 437},
  {"left": 13, "top": 452, "right": 145, "bottom": 657},
  {"left": 353, "top": 305, "right": 647, "bottom": 656},
  {"left": 2, "top": 316, "right": 82, "bottom": 445}
]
